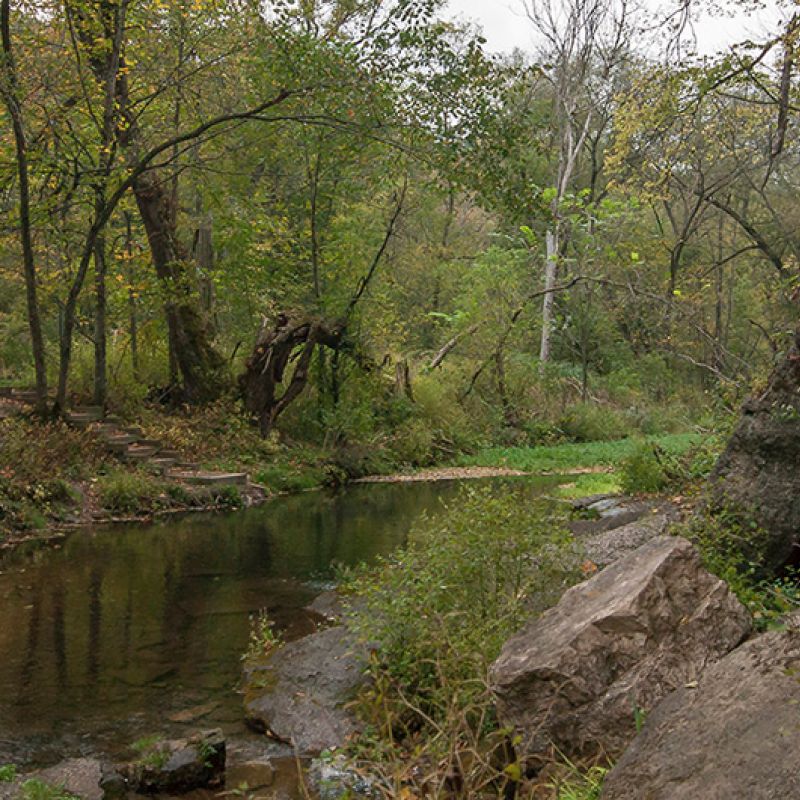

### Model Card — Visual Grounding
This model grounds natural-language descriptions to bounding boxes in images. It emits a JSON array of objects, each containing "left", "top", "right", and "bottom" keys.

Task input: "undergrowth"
[{"left": 338, "top": 486, "right": 582, "bottom": 797}]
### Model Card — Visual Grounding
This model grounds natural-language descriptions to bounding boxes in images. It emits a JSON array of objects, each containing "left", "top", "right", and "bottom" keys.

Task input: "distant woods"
[{"left": 0, "top": 0, "right": 798, "bottom": 444}]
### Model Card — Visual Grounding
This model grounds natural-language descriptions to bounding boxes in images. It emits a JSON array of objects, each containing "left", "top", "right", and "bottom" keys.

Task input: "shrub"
[
  {"left": 344, "top": 486, "right": 580, "bottom": 727},
  {"left": 559, "top": 404, "right": 627, "bottom": 443},
  {"left": 96, "top": 469, "right": 164, "bottom": 514},
  {"left": 619, "top": 441, "right": 668, "bottom": 494}
]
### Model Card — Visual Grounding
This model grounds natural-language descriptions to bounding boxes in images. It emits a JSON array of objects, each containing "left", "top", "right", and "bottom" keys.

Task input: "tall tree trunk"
[
  {"left": 133, "top": 173, "right": 226, "bottom": 403},
  {"left": 124, "top": 212, "right": 139, "bottom": 381},
  {"left": 0, "top": 0, "right": 48, "bottom": 412},
  {"left": 539, "top": 229, "right": 558, "bottom": 368},
  {"left": 93, "top": 236, "right": 108, "bottom": 407}
]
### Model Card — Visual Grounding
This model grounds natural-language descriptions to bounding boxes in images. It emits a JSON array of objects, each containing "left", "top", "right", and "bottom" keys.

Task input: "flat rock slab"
[
  {"left": 582, "top": 513, "right": 672, "bottom": 568},
  {"left": 0, "top": 758, "right": 104, "bottom": 800},
  {"left": 601, "top": 619, "right": 800, "bottom": 800},
  {"left": 243, "top": 625, "right": 368, "bottom": 756},
  {"left": 491, "top": 536, "right": 751, "bottom": 766}
]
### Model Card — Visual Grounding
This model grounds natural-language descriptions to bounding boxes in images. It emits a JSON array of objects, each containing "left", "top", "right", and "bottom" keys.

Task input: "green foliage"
[
  {"left": 96, "top": 469, "right": 164, "bottom": 514},
  {"left": 244, "top": 609, "right": 282, "bottom": 661},
  {"left": 619, "top": 441, "right": 669, "bottom": 494},
  {"left": 559, "top": 404, "right": 628, "bottom": 443},
  {"left": 0, "top": 765, "right": 16, "bottom": 782},
  {"left": 18, "top": 780, "right": 78, "bottom": 800},
  {"left": 680, "top": 507, "right": 800, "bottom": 629},
  {"left": 344, "top": 486, "right": 580, "bottom": 729},
  {"left": 131, "top": 735, "right": 170, "bottom": 770},
  {"left": 549, "top": 763, "right": 609, "bottom": 800},
  {"left": 460, "top": 433, "right": 701, "bottom": 475}
]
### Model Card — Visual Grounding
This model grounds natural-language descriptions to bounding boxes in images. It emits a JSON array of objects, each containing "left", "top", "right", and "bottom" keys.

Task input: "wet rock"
[
  {"left": 490, "top": 536, "right": 751, "bottom": 768},
  {"left": 308, "top": 754, "right": 377, "bottom": 799},
  {"left": 225, "top": 757, "right": 276, "bottom": 794},
  {"left": 167, "top": 700, "right": 218, "bottom": 724},
  {"left": 243, "top": 625, "right": 368, "bottom": 755},
  {"left": 582, "top": 513, "right": 672, "bottom": 568},
  {"left": 0, "top": 759, "right": 104, "bottom": 800},
  {"left": 305, "top": 590, "right": 345, "bottom": 622},
  {"left": 119, "top": 728, "right": 225, "bottom": 794},
  {"left": 602, "top": 617, "right": 800, "bottom": 799}
]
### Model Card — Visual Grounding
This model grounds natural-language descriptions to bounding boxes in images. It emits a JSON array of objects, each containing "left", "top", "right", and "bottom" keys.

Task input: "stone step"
[
  {"left": 122, "top": 426, "right": 144, "bottom": 437},
  {"left": 148, "top": 457, "right": 178, "bottom": 473},
  {"left": 167, "top": 471, "right": 248, "bottom": 487},
  {"left": 66, "top": 411, "right": 104, "bottom": 424},
  {"left": 10, "top": 389, "right": 39, "bottom": 403},
  {"left": 73, "top": 405, "right": 103, "bottom": 415},
  {"left": 123, "top": 445, "right": 160, "bottom": 461},
  {"left": 136, "top": 439, "right": 162, "bottom": 449},
  {"left": 106, "top": 435, "right": 139, "bottom": 451},
  {"left": 158, "top": 449, "right": 181, "bottom": 459}
]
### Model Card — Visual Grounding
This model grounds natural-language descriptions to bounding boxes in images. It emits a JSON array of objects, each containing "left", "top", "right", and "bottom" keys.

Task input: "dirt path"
[
  {"left": 353, "top": 466, "right": 532, "bottom": 483},
  {"left": 354, "top": 464, "right": 614, "bottom": 484}
]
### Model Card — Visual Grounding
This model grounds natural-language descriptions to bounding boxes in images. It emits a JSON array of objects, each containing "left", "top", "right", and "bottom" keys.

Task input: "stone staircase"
[{"left": 1, "top": 388, "right": 248, "bottom": 488}]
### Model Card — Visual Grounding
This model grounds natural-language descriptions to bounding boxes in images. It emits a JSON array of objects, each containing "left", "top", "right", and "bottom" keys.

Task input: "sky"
[{"left": 444, "top": 0, "right": 789, "bottom": 57}]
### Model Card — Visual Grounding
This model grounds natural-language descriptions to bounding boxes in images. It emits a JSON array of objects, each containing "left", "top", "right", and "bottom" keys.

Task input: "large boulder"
[
  {"left": 706, "top": 325, "right": 800, "bottom": 575},
  {"left": 602, "top": 618, "right": 800, "bottom": 799},
  {"left": 243, "top": 626, "right": 368, "bottom": 755},
  {"left": 490, "top": 536, "right": 751, "bottom": 768}
]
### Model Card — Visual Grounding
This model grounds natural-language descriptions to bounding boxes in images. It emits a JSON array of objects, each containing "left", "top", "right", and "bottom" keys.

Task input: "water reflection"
[{"left": 0, "top": 477, "right": 562, "bottom": 766}]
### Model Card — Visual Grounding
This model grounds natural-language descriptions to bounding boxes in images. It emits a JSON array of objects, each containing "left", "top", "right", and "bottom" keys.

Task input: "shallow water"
[{"left": 0, "top": 476, "right": 564, "bottom": 769}]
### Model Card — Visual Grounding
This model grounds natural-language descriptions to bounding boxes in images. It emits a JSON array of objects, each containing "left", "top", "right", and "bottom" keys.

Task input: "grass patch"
[
  {"left": 458, "top": 433, "right": 702, "bottom": 475},
  {"left": 555, "top": 472, "right": 621, "bottom": 499},
  {"left": 96, "top": 469, "right": 165, "bottom": 514}
]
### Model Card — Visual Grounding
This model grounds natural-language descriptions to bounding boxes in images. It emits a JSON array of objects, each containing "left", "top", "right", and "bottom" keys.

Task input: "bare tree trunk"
[
  {"left": 0, "top": 0, "right": 48, "bottom": 412},
  {"left": 93, "top": 235, "right": 107, "bottom": 407},
  {"left": 539, "top": 229, "right": 558, "bottom": 367},
  {"left": 124, "top": 212, "right": 139, "bottom": 381}
]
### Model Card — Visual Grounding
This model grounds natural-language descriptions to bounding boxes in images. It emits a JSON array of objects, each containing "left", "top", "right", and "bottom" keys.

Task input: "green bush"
[
  {"left": 344, "top": 486, "right": 580, "bottom": 727},
  {"left": 559, "top": 404, "right": 628, "bottom": 443},
  {"left": 619, "top": 441, "right": 669, "bottom": 494},
  {"left": 96, "top": 469, "right": 164, "bottom": 514}
]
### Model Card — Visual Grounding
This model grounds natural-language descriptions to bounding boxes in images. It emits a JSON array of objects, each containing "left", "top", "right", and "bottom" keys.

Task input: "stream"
[{"left": 0, "top": 476, "right": 565, "bottom": 774}]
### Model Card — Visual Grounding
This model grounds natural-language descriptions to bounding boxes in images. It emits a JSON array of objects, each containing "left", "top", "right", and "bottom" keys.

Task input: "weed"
[
  {"left": 96, "top": 469, "right": 164, "bottom": 514},
  {"left": 244, "top": 609, "right": 282, "bottom": 660},
  {"left": 0, "top": 764, "right": 16, "bottom": 782},
  {"left": 19, "top": 779, "right": 79, "bottom": 800}
]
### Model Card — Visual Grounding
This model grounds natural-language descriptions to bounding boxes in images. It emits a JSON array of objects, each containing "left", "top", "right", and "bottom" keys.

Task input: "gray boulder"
[
  {"left": 601, "top": 617, "right": 800, "bottom": 799},
  {"left": 582, "top": 513, "right": 672, "bottom": 568},
  {"left": 0, "top": 759, "right": 105, "bottom": 800},
  {"left": 243, "top": 625, "right": 368, "bottom": 755},
  {"left": 119, "top": 728, "right": 225, "bottom": 794},
  {"left": 490, "top": 536, "right": 751, "bottom": 767}
]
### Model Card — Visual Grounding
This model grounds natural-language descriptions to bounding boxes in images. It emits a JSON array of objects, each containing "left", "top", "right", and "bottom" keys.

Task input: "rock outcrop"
[
  {"left": 490, "top": 536, "right": 751, "bottom": 768},
  {"left": 243, "top": 625, "right": 368, "bottom": 755},
  {"left": 602, "top": 617, "right": 800, "bottom": 799}
]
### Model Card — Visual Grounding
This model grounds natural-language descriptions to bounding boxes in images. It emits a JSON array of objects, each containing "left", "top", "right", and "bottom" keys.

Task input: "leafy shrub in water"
[{"left": 344, "top": 486, "right": 580, "bottom": 727}]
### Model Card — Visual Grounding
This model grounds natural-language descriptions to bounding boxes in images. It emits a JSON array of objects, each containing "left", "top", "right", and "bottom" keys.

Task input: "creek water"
[{"left": 0, "top": 476, "right": 565, "bottom": 772}]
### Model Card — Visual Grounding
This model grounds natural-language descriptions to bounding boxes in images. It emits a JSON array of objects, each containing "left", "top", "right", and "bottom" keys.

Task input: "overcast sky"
[{"left": 444, "top": 0, "right": 788, "bottom": 56}]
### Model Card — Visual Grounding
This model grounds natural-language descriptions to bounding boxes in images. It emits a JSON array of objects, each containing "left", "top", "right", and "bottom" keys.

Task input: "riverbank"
[{"left": 1, "top": 399, "right": 705, "bottom": 553}]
